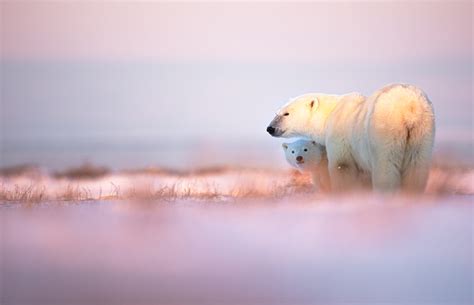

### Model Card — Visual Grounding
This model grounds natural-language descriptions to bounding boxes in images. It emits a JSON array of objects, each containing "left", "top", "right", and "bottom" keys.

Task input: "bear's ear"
[{"left": 282, "top": 143, "right": 288, "bottom": 150}]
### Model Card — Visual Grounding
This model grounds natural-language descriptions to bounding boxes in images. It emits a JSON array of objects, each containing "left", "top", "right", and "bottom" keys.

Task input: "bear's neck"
[{"left": 309, "top": 95, "right": 341, "bottom": 144}]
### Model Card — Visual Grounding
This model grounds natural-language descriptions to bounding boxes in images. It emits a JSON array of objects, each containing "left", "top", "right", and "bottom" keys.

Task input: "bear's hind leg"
[
  {"left": 371, "top": 157, "right": 403, "bottom": 193},
  {"left": 372, "top": 142, "right": 405, "bottom": 193},
  {"left": 400, "top": 139, "right": 433, "bottom": 193},
  {"left": 369, "top": 125, "right": 406, "bottom": 193}
]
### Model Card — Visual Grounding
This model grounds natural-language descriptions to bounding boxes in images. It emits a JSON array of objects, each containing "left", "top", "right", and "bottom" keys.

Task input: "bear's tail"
[{"left": 400, "top": 86, "right": 435, "bottom": 193}]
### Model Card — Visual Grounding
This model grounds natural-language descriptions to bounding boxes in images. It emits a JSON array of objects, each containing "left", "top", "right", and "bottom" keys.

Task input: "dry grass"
[
  {"left": 57, "top": 185, "right": 95, "bottom": 201},
  {"left": 123, "top": 183, "right": 222, "bottom": 202},
  {"left": 0, "top": 163, "right": 471, "bottom": 204},
  {"left": 120, "top": 175, "right": 310, "bottom": 202},
  {"left": 0, "top": 168, "right": 312, "bottom": 203},
  {"left": 0, "top": 184, "right": 47, "bottom": 203}
]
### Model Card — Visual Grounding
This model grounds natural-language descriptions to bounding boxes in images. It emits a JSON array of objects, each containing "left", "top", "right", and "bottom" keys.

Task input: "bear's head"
[
  {"left": 266, "top": 94, "right": 322, "bottom": 139},
  {"left": 282, "top": 139, "right": 326, "bottom": 172}
]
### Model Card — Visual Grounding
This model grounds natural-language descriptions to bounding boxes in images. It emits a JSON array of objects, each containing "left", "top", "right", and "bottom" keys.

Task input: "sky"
[
  {"left": 0, "top": 1, "right": 472, "bottom": 167},
  {"left": 2, "top": 2, "right": 471, "bottom": 62}
]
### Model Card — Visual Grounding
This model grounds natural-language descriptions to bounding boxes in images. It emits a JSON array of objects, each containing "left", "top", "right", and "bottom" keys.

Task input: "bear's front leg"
[
  {"left": 328, "top": 158, "right": 359, "bottom": 193},
  {"left": 326, "top": 140, "right": 359, "bottom": 192},
  {"left": 311, "top": 164, "right": 331, "bottom": 193}
]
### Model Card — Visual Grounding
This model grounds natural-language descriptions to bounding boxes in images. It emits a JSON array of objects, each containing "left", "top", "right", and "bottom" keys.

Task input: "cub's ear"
[
  {"left": 310, "top": 98, "right": 319, "bottom": 109},
  {"left": 282, "top": 143, "right": 288, "bottom": 150}
]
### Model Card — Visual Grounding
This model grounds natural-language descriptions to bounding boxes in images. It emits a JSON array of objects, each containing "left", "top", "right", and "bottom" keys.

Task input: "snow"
[
  {"left": 1, "top": 196, "right": 472, "bottom": 304},
  {"left": 1, "top": 164, "right": 473, "bottom": 304}
]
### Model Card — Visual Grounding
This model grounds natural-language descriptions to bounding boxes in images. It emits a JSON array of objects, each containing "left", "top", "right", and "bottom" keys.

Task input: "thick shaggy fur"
[
  {"left": 267, "top": 83, "right": 435, "bottom": 193},
  {"left": 282, "top": 139, "right": 331, "bottom": 192}
]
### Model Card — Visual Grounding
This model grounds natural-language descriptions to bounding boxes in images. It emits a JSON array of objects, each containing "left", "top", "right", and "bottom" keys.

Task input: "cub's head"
[
  {"left": 266, "top": 94, "right": 319, "bottom": 138},
  {"left": 282, "top": 139, "right": 326, "bottom": 172}
]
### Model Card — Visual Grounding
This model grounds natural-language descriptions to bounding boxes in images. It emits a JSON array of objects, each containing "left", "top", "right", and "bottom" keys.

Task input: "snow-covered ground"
[
  {"left": 1, "top": 162, "right": 473, "bottom": 304},
  {"left": 2, "top": 196, "right": 473, "bottom": 304}
]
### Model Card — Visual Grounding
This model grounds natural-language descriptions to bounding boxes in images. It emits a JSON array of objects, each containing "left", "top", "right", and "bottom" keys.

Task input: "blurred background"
[
  {"left": 1, "top": 4, "right": 473, "bottom": 304},
  {"left": 1, "top": 1, "right": 472, "bottom": 170}
]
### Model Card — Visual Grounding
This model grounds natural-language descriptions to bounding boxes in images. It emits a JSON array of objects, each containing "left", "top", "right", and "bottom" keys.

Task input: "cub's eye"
[
  {"left": 291, "top": 150, "right": 295, "bottom": 154},
  {"left": 283, "top": 113, "right": 289, "bottom": 116},
  {"left": 304, "top": 148, "right": 308, "bottom": 152}
]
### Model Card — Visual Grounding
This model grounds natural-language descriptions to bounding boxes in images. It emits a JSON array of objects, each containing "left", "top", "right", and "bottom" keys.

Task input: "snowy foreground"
[{"left": 1, "top": 165, "right": 473, "bottom": 304}]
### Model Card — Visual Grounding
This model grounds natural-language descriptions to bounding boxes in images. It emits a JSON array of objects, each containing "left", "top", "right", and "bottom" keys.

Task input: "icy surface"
[{"left": 1, "top": 196, "right": 473, "bottom": 304}]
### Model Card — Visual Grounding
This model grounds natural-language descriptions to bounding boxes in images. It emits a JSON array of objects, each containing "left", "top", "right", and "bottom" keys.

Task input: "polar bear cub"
[
  {"left": 267, "top": 83, "right": 435, "bottom": 193},
  {"left": 282, "top": 139, "right": 331, "bottom": 192}
]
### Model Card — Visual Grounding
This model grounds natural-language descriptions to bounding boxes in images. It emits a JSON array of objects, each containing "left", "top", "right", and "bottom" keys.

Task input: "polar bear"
[
  {"left": 282, "top": 139, "right": 331, "bottom": 192},
  {"left": 267, "top": 83, "right": 435, "bottom": 193}
]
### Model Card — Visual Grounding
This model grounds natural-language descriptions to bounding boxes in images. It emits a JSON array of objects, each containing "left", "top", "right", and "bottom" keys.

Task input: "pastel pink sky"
[
  {"left": 1, "top": 1, "right": 472, "bottom": 170},
  {"left": 1, "top": 1, "right": 472, "bottom": 62}
]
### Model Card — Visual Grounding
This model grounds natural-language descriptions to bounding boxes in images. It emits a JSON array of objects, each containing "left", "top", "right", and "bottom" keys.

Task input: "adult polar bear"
[{"left": 267, "top": 84, "right": 435, "bottom": 193}]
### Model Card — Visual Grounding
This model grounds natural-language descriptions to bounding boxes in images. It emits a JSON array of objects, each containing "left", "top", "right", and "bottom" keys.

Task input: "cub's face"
[
  {"left": 282, "top": 139, "right": 325, "bottom": 172},
  {"left": 266, "top": 95, "right": 317, "bottom": 138}
]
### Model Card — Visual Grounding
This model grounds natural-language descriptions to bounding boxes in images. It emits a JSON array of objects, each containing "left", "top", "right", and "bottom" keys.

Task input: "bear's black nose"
[
  {"left": 266, "top": 126, "right": 275, "bottom": 135},
  {"left": 296, "top": 156, "right": 303, "bottom": 162}
]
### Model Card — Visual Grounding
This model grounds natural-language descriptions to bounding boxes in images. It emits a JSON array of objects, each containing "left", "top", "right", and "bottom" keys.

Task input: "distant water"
[
  {"left": 1, "top": 138, "right": 472, "bottom": 171},
  {"left": 1, "top": 138, "right": 291, "bottom": 170}
]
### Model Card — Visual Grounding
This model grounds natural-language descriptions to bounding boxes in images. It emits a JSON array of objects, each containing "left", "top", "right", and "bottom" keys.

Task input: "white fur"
[
  {"left": 268, "top": 83, "right": 435, "bottom": 193},
  {"left": 282, "top": 139, "right": 331, "bottom": 192}
]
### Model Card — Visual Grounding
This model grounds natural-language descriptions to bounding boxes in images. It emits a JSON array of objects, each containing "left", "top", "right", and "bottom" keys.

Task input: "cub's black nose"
[
  {"left": 266, "top": 126, "right": 275, "bottom": 135},
  {"left": 296, "top": 156, "right": 303, "bottom": 162}
]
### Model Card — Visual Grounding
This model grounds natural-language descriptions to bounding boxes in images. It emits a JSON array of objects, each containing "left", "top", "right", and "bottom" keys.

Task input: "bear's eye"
[
  {"left": 291, "top": 150, "right": 295, "bottom": 154},
  {"left": 304, "top": 148, "right": 308, "bottom": 152},
  {"left": 283, "top": 112, "right": 289, "bottom": 116}
]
